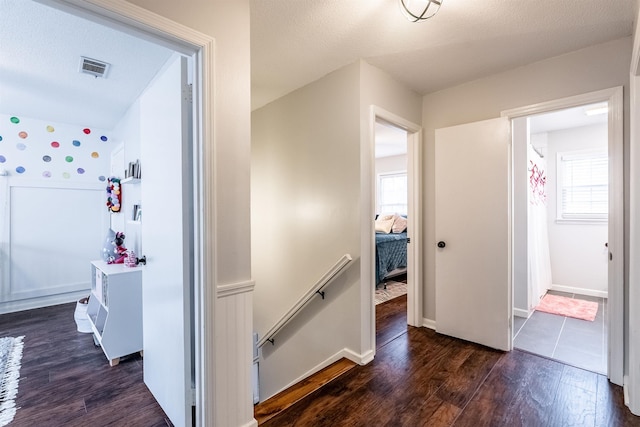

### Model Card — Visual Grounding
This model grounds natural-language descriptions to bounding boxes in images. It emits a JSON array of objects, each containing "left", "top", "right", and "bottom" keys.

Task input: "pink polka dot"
[{"left": 51, "top": 141, "right": 60, "bottom": 148}]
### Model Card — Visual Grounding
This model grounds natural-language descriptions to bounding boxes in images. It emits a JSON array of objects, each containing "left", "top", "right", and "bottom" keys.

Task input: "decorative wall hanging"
[
  {"left": 529, "top": 160, "right": 547, "bottom": 205},
  {"left": 106, "top": 177, "right": 122, "bottom": 212}
]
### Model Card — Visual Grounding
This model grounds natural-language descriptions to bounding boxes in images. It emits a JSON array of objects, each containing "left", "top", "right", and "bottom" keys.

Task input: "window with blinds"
[
  {"left": 557, "top": 149, "right": 608, "bottom": 220},
  {"left": 377, "top": 171, "right": 407, "bottom": 215}
]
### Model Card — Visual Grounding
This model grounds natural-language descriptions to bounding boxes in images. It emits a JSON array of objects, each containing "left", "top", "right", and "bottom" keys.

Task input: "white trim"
[
  {"left": 502, "top": 86, "right": 624, "bottom": 386},
  {"left": 40, "top": 1, "right": 217, "bottom": 425},
  {"left": 368, "top": 107, "right": 423, "bottom": 345},
  {"left": 0, "top": 289, "right": 90, "bottom": 315},
  {"left": 422, "top": 318, "right": 436, "bottom": 330},
  {"left": 549, "top": 284, "right": 608, "bottom": 299},
  {"left": 267, "top": 347, "right": 364, "bottom": 399},
  {"left": 216, "top": 280, "right": 255, "bottom": 298},
  {"left": 513, "top": 308, "right": 531, "bottom": 319}
]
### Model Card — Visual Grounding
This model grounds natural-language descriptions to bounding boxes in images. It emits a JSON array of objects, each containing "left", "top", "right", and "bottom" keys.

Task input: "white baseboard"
[
  {"left": 513, "top": 308, "right": 531, "bottom": 318},
  {"left": 268, "top": 347, "right": 365, "bottom": 399},
  {"left": 0, "top": 289, "right": 90, "bottom": 315},
  {"left": 242, "top": 420, "right": 258, "bottom": 427},
  {"left": 550, "top": 284, "right": 608, "bottom": 299},
  {"left": 422, "top": 318, "right": 436, "bottom": 330}
]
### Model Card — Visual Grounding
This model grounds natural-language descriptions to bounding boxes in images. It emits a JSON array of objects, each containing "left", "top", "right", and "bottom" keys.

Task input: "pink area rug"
[{"left": 535, "top": 294, "right": 598, "bottom": 321}]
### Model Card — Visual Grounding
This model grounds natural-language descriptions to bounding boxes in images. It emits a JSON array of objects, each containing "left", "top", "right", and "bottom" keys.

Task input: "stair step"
[{"left": 254, "top": 357, "right": 357, "bottom": 425}]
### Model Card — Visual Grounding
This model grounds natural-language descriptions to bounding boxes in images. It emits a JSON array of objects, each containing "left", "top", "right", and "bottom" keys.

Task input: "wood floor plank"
[
  {"left": 0, "top": 302, "right": 170, "bottom": 426},
  {"left": 263, "top": 296, "right": 640, "bottom": 427}
]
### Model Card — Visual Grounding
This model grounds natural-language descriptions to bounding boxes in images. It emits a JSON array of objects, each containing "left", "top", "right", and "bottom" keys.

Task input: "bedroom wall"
[
  {"left": 0, "top": 113, "right": 112, "bottom": 313},
  {"left": 123, "top": 2, "right": 253, "bottom": 426},
  {"left": 421, "top": 36, "right": 632, "bottom": 323},
  {"left": 544, "top": 123, "right": 608, "bottom": 295},
  {"left": 252, "top": 61, "right": 362, "bottom": 401}
]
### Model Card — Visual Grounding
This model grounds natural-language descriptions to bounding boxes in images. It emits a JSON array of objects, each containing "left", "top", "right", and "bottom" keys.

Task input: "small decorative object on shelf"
[
  {"left": 125, "top": 159, "right": 142, "bottom": 179},
  {"left": 106, "top": 177, "right": 122, "bottom": 212},
  {"left": 107, "top": 231, "right": 128, "bottom": 264}
]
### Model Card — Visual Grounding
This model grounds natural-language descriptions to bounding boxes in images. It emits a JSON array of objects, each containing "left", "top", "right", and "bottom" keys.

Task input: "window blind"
[{"left": 559, "top": 151, "right": 608, "bottom": 219}]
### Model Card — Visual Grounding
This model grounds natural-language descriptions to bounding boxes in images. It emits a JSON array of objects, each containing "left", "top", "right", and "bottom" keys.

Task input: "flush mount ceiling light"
[{"left": 400, "top": 0, "right": 443, "bottom": 22}]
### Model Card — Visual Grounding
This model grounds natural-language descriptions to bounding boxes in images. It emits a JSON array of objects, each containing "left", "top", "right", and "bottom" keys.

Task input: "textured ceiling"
[
  {"left": 251, "top": 0, "right": 636, "bottom": 110},
  {"left": 0, "top": 0, "right": 173, "bottom": 130},
  {"left": 2, "top": 1, "right": 635, "bottom": 127}
]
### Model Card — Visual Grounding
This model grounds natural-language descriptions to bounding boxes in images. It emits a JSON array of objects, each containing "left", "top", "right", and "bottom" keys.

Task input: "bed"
[{"left": 375, "top": 231, "right": 408, "bottom": 286}]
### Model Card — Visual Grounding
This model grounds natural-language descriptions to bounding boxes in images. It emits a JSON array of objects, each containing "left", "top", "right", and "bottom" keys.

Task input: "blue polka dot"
[
  {"left": 72, "top": 140, "right": 81, "bottom": 147},
  {"left": 16, "top": 143, "right": 26, "bottom": 151},
  {"left": 0, "top": 136, "right": 3, "bottom": 142},
  {"left": 0, "top": 155, "right": 5, "bottom": 163},
  {"left": 43, "top": 155, "right": 52, "bottom": 162},
  {"left": 100, "top": 136, "right": 108, "bottom": 142},
  {"left": 98, "top": 175, "right": 106, "bottom": 182},
  {"left": 77, "top": 168, "right": 85, "bottom": 174},
  {"left": 16, "top": 166, "right": 25, "bottom": 174}
]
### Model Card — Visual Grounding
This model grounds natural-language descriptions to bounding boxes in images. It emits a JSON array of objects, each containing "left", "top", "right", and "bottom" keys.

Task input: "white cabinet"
[{"left": 87, "top": 260, "right": 142, "bottom": 366}]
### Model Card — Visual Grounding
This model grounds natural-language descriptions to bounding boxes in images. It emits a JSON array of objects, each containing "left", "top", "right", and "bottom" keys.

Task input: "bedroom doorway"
[
  {"left": 370, "top": 107, "right": 422, "bottom": 348},
  {"left": 374, "top": 120, "right": 409, "bottom": 342}
]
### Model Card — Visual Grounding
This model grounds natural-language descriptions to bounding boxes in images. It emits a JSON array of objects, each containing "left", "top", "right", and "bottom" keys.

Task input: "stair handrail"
[{"left": 257, "top": 254, "right": 353, "bottom": 348}]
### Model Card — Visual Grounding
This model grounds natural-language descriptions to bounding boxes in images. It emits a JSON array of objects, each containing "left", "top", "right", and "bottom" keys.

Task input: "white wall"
[
  {"left": 252, "top": 61, "right": 362, "bottom": 400},
  {"left": 124, "top": 2, "right": 253, "bottom": 426},
  {"left": 422, "top": 37, "right": 632, "bottom": 322},
  {"left": 0, "top": 113, "right": 112, "bottom": 313},
  {"left": 543, "top": 123, "right": 608, "bottom": 295},
  {"left": 251, "top": 60, "right": 421, "bottom": 401},
  {"left": 375, "top": 154, "right": 407, "bottom": 176}
]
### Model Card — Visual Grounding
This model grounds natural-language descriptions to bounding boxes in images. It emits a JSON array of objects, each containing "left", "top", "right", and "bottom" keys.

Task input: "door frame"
[
  {"left": 38, "top": 0, "right": 213, "bottom": 423},
  {"left": 502, "top": 86, "right": 624, "bottom": 386},
  {"left": 365, "top": 106, "right": 422, "bottom": 354}
]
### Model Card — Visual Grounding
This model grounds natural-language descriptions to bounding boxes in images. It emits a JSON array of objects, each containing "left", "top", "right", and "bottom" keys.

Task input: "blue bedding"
[{"left": 375, "top": 232, "right": 407, "bottom": 285}]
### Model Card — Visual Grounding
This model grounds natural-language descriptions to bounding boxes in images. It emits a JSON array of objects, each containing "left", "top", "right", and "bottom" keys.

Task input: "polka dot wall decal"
[
  {"left": 43, "top": 155, "right": 52, "bottom": 162},
  {"left": 83, "top": 128, "right": 91, "bottom": 134},
  {"left": 65, "top": 156, "right": 73, "bottom": 163},
  {"left": 0, "top": 136, "right": 3, "bottom": 142},
  {"left": 62, "top": 172, "right": 70, "bottom": 179},
  {"left": 18, "top": 131, "right": 27, "bottom": 139},
  {"left": 16, "top": 166, "right": 25, "bottom": 174},
  {"left": 16, "top": 143, "right": 26, "bottom": 151},
  {"left": 10, "top": 117, "right": 19, "bottom": 124},
  {"left": 98, "top": 175, "right": 106, "bottom": 182},
  {"left": 46, "top": 125, "right": 55, "bottom": 132},
  {"left": 43, "top": 171, "right": 51, "bottom": 178},
  {"left": 77, "top": 168, "right": 85, "bottom": 174},
  {"left": 0, "top": 156, "right": 5, "bottom": 163},
  {"left": 72, "top": 140, "right": 81, "bottom": 147},
  {"left": 51, "top": 141, "right": 60, "bottom": 148},
  {"left": 91, "top": 152, "right": 99, "bottom": 158},
  {"left": 100, "top": 136, "right": 108, "bottom": 142}
]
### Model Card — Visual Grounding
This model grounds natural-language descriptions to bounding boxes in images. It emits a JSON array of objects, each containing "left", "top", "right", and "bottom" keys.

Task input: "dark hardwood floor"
[
  {"left": 264, "top": 294, "right": 640, "bottom": 427},
  {"left": 0, "top": 302, "right": 171, "bottom": 426}
]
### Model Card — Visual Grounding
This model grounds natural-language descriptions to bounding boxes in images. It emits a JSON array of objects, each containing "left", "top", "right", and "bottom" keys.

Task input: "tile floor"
[{"left": 513, "top": 290, "right": 607, "bottom": 374}]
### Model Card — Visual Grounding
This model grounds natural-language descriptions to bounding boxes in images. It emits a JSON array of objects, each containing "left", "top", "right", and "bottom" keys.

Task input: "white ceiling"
[
  {"left": 0, "top": 0, "right": 173, "bottom": 130},
  {"left": 530, "top": 103, "right": 608, "bottom": 134},
  {"left": 251, "top": 0, "right": 636, "bottom": 110},
  {"left": 0, "top": 0, "right": 635, "bottom": 129},
  {"left": 375, "top": 121, "right": 407, "bottom": 158}
]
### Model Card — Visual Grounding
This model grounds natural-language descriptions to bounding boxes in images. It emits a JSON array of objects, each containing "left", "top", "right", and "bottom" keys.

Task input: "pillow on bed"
[
  {"left": 375, "top": 214, "right": 395, "bottom": 234},
  {"left": 392, "top": 214, "right": 407, "bottom": 233}
]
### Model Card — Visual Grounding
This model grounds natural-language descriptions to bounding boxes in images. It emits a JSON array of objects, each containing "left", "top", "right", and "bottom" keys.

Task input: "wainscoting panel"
[
  {"left": 215, "top": 280, "right": 257, "bottom": 427},
  {"left": 1, "top": 182, "right": 107, "bottom": 310}
]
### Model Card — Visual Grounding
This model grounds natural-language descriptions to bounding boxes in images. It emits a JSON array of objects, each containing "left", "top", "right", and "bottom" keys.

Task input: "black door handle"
[{"left": 437, "top": 241, "right": 446, "bottom": 248}]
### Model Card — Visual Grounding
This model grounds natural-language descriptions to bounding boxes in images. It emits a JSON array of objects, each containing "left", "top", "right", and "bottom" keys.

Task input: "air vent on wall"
[{"left": 79, "top": 56, "right": 110, "bottom": 78}]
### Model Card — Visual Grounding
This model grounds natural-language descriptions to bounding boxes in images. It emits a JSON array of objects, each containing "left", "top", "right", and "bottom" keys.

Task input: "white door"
[
  {"left": 140, "top": 54, "right": 193, "bottom": 426},
  {"left": 435, "top": 117, "right": 511, "bottom": 351}
]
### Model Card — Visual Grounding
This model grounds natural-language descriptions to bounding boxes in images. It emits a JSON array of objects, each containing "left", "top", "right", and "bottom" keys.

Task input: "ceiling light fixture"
[{"left": 399, "top": 0, "right": 442, "bottom": 22}]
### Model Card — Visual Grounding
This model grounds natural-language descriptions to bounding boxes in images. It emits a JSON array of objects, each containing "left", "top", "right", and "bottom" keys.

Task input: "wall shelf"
[{"left": 121, "top": 177, "right": 141, "bottom": 184}]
